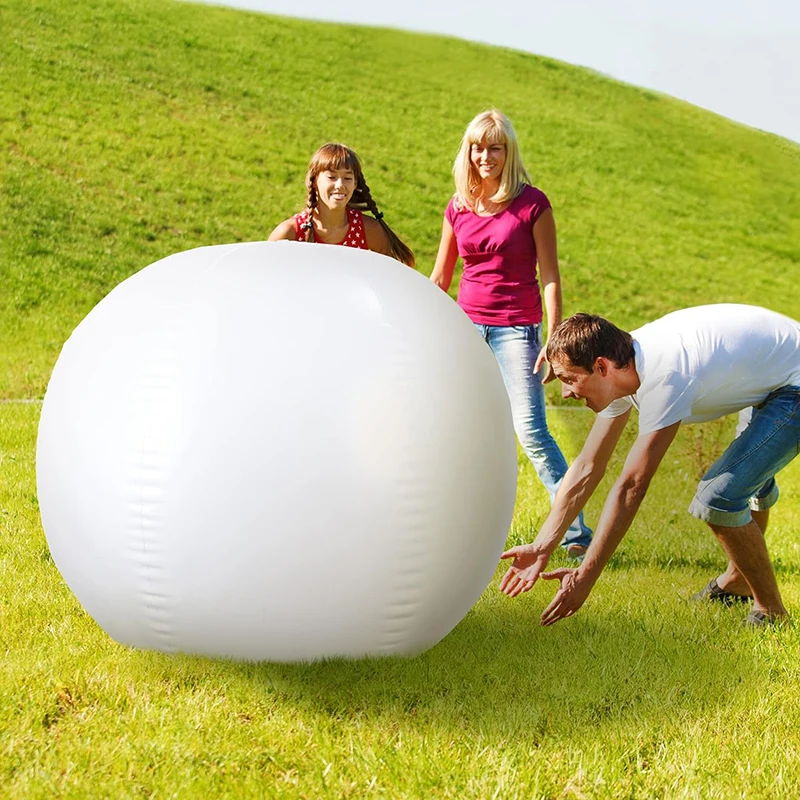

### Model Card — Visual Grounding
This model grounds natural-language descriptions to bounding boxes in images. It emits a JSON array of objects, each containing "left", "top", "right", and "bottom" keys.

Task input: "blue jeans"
[
  {"left": 688, "top": 386, "right": 800, "bottom": 527},
  {"left": 475, "top": 323, "right": 593, "bottom": 548}
]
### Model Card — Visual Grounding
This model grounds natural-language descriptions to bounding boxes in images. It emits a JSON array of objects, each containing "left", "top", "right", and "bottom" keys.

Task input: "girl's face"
[
  {"left": 470, "top": 139, "right": 506, "bottom": 183},
  {"left": 315, "top": 167, "right": 356, "bottom": 211}
]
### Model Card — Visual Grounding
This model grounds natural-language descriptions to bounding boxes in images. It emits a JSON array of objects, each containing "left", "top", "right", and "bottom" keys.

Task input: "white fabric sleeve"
[
  {"left": 637, "top": 372, "right": 699, "bottom": 434},
  {"left": 598, "top": 396, "right": 633, "bottom": 419}
]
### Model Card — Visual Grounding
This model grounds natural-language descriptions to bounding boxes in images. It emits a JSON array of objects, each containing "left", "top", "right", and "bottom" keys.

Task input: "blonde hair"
[
  {"left": 452, "top": 110, "right": 531, "bottom": 211},
  {"left": 299, "top": 143, "right": 415, "bottom": 267}
]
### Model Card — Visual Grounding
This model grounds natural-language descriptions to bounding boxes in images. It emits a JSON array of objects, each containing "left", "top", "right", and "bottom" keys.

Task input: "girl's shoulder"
[
  {"left": 361, "top": 212, "right": 382, "bottom": 237},
  {"left": 359, "top": 210, "right": 378, "bottom": 226},
  {"left": 267, "top": 216, "right": 300, "bottom": 242},
  {"left": 360, "top": 213, "right": 390, "bottom": 254},
  {"left": 360, "top": 212, "right": 384, "bottom": 235}
]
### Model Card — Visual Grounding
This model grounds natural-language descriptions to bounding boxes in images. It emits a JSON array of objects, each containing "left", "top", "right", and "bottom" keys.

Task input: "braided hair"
[
  {"left": 299, "top": 183, "right": 318, "bottom": 242},
  {"left": 300, "top": 143, "right": 415, "bottom": 267},
  {"left": 350, "top": 173, "right": 415, "bottom": 267}
]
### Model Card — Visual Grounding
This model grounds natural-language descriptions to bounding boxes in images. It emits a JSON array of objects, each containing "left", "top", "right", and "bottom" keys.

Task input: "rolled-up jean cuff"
[
  {"left": 750, "top": 482, "right": 780, "bottom": 512},
  {"left": 688, "top": 498, "right": 753, "bottom": 527}
]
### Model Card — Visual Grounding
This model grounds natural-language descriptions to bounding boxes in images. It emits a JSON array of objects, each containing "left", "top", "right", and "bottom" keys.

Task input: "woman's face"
[
  {"left": 470, "top": 139, "right": 506, "bottom": 183},
  {"left": 315, "top": 167, "right": 356, "bottom": 211}
]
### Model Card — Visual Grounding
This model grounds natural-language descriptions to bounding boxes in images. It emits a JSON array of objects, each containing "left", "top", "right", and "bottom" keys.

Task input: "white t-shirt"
[{"left": 599, "top": 305, "right": 800, "bottom": 434}]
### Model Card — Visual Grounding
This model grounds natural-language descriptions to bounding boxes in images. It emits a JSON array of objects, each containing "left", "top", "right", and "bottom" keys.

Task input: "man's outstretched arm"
[
  {"left": 540, "top": 420, "right": 682, "bottom": 625},
  {"left": 499, "top": 410, "right": 631, "bottom": 597}
]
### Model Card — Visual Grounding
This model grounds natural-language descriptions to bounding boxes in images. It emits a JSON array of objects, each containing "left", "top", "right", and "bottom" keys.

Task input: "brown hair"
[
  {"left": 546, "top": 313, "right": 635, "bottom": 372},
  {"left": 300, "top": 143, "right": 415, "bottom": 267}
]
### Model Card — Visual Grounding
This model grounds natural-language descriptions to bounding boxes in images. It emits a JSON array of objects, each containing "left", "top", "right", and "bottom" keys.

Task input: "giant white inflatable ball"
[{"left": 37, "top": 241, "right": 517, "bottom": 662}]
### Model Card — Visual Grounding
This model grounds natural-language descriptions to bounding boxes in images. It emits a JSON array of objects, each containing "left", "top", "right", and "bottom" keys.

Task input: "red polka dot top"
[{"left": 293, "top": 207, "right": 369, "bottom": 249}]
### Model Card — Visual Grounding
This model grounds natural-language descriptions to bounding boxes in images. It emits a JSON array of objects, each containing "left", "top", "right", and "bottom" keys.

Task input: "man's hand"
[
  {"left": 499, "top": 544, "right": 551, "bottom": 597},
  {"left": 539, "top": 568, "right": 593, "bottom": 625}
]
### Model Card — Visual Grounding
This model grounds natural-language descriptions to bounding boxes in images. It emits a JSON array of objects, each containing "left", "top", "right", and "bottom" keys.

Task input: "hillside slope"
[{"left": 2, "top": 0, "right": 799, "bottom": 396}]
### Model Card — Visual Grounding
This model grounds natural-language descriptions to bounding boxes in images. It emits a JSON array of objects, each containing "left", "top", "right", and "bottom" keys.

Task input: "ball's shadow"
[{"left": 208, "top": 594, "right": 765, "bottom": 740}]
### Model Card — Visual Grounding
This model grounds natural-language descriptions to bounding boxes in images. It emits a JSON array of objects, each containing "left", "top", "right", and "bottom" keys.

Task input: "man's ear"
[{"left": 595, "top": 357, "right": 608, "bottom": 376}]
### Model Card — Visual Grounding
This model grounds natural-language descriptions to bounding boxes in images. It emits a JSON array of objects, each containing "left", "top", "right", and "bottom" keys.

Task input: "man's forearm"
[
  {"left": 578, "top": 476, "right": 649, "bottom": 585},
  {"left": 580, "top": 423, "right": 681, "bottom": 583},
  {"left": 531, "top": 412, "right": 633, "bottom": 556},
  {"left": 532, "top": 457, "right": 603, "bottom": 553}
]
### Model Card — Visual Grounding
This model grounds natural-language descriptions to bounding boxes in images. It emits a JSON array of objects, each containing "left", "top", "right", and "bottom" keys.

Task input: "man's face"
[{"left": 550, "top": 356, "right": 615, "bottom": 412}]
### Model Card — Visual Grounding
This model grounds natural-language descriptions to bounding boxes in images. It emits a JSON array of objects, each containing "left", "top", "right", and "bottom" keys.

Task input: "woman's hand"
[{"left": 534, "top": 349, "right": 554, "bottom": 382}]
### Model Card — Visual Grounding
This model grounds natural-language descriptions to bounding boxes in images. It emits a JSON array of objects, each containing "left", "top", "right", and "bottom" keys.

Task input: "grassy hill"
[
  {"left": 2, "top": 0, "right": 799, "bottom": 397},
  {"left": 3, "top": 2, "right": 800, "bottom": 797}
]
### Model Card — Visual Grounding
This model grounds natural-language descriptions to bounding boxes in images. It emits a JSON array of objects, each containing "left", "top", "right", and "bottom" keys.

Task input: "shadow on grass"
[
  {"left": 147, "top": 588, "right": 774, "bottom": 744},
  {"left": 7, "top": 402, "right": 794, "bottom": 750}
]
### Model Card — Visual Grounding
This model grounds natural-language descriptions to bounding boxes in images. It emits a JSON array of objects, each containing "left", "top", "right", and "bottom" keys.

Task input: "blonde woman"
[
  {"left": 269, "top": 142, "right": 414, "bottom": 267},
  {"left": 430, "top": 110, "right": 591, "bottom": 556}
]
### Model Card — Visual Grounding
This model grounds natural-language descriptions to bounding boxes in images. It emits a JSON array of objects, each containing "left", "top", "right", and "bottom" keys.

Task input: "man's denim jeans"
[{"left": 689, "top": 386, "right": 800, "bottom": 527}]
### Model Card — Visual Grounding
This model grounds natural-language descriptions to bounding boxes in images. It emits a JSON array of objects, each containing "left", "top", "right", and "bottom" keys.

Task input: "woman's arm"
[
  {"left": 430, "top": 218, "right": 458, "bottom": 292},
  {"left": 532, "top": 208, "right": 561, "bottom": 375}
]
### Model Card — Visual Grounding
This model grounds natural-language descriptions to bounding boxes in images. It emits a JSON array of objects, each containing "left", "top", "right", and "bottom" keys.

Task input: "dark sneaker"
[
  {"left": 741, "top": 609, "right": 792, "bottom": 628},
  {"left": 566, "top": 544, "right": 588, "bottom": 562},
  {"left": 691, "top": 578, "right": 752, "bottom": 605}
]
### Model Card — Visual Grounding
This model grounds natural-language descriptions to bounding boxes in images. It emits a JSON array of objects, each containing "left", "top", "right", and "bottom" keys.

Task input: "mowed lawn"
[
  {"left": 3, "top": 0, "right": 800, "bottom": 796},
  {"left": 4, "top": 399, "right": 800, "bottom": 798}
]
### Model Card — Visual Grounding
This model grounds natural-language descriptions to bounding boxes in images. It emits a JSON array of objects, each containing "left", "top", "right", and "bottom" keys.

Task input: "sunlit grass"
[
  {"left": 3, "top": 403, "right": 800, "bottom": 797},
  {"left": 3, "top": 0, "right": 800, "bottom": 795},
  {"left": 2, "top": 0, "right": 799, "bottom": 397}
]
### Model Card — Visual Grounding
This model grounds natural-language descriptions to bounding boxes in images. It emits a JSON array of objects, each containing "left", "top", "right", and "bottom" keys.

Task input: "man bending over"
[{"left": 499, "top": 304, "right": 800, "bottom": 627}]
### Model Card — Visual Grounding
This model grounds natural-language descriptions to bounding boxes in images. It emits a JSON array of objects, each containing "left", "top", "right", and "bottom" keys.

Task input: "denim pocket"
[{"left": 513, "top": 324, "right": 540, "bottom": 348}]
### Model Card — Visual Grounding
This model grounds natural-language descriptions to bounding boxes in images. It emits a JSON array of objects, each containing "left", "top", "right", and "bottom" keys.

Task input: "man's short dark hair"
[{"left": 546, "top": 313, "right": 635, "bottom": 372}]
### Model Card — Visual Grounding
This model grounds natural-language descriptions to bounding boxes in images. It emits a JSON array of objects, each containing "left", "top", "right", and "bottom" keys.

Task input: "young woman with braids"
[
  {"left": 430, "top": 110, "right": 592, "bottom": 557},
  {"left": 268, "top": 143, "right": 414, "bottom": 267}
]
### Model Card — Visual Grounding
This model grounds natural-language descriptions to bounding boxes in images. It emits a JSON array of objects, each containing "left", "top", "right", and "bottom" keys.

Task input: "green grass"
[
  {"left": 4, "top": 402, "right": 800, "bottom": 798},
  {"left": 3, "top": 0, "right": 800, "bottom": 796},
  {"left": 2, "top": 0, "right": 799, "bottom": 397}
]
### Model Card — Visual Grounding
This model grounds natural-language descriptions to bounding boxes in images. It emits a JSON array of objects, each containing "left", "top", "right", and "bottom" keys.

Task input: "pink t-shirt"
[{"left": 445, "top": 184, "right": 551, "bottom": 325}]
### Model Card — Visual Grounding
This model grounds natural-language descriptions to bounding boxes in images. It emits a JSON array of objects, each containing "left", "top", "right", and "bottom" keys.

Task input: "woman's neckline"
[
  {"left": 471, "top": 197, "right": 512, "bottom": 218},
  {"left": 470, "top": 185, "right": 525, "bottom": 217}
]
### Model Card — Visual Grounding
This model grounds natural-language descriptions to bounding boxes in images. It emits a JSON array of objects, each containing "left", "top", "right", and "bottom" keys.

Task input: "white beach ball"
[{"left": 36, "top": 241, "right": 517, "bottom": 662}]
